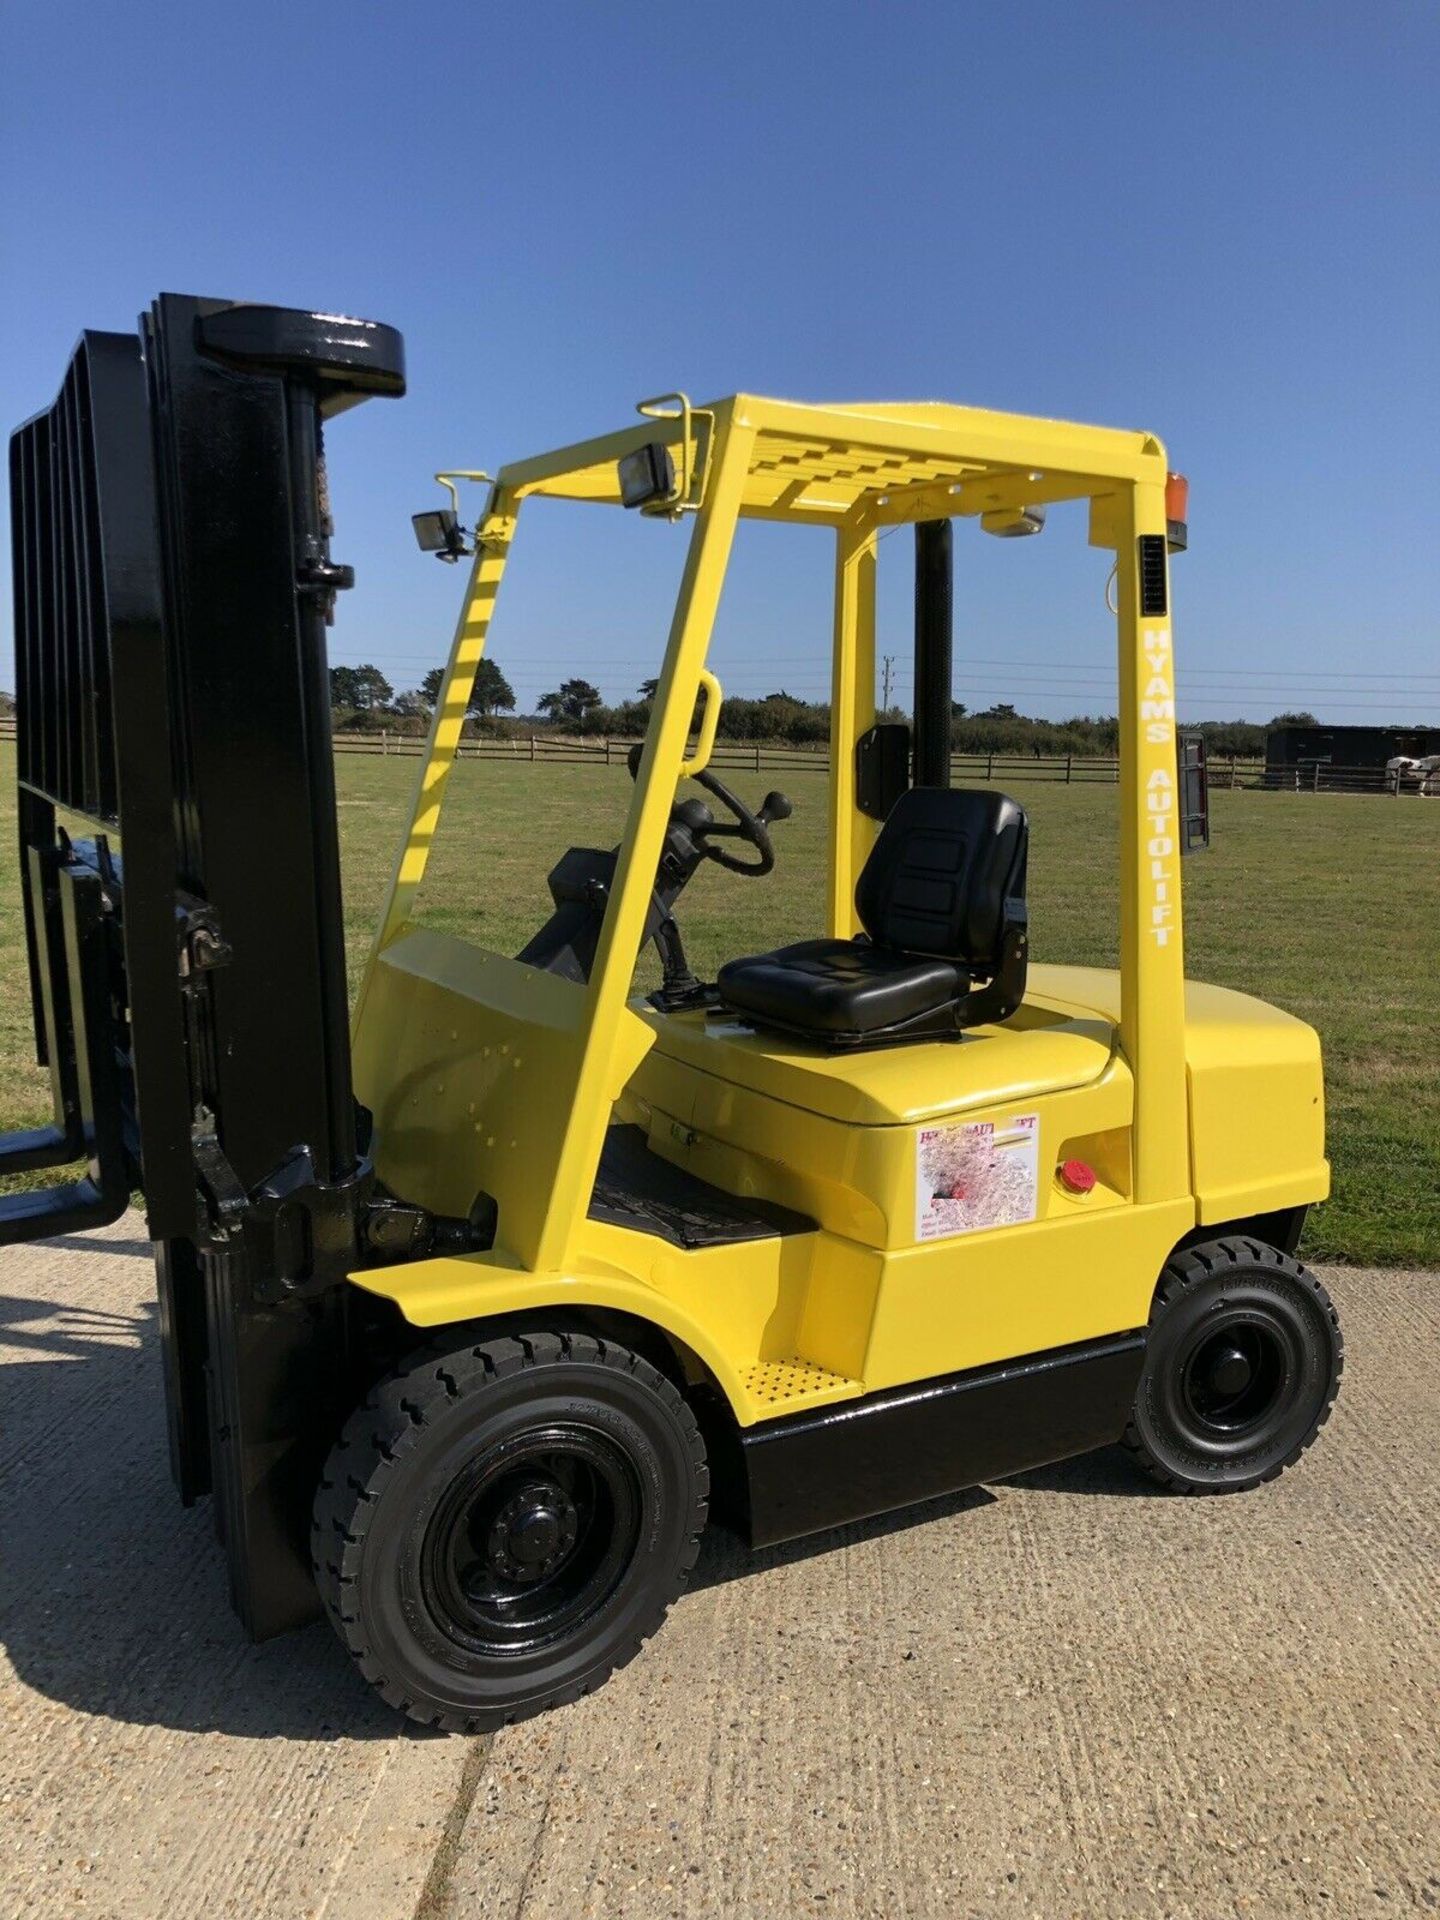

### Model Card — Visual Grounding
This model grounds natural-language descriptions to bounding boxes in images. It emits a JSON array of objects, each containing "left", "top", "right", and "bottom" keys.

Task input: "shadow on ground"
[
  {"left": 48, "top": 1232, "right": 154, "bottom": 1260},
  {"left": 0, "top": 1286, "right": 399, "bottom": 1743},
  {"left": 1004, "top": 1443, "right": 1164, "bottom": 1498},
  {"left": 1, "top": 1265, "right": 1161, "bottom": 1742}
]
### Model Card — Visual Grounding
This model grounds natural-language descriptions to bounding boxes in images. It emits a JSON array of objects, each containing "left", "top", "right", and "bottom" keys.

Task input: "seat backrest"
[{"left": 855, "top": 787, "right": 1028, "bottom": 968}]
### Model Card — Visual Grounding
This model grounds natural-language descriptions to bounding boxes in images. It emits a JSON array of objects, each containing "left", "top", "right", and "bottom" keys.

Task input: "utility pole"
[{"left": 881, "top": 653, "right": 896, "bottom": 710}]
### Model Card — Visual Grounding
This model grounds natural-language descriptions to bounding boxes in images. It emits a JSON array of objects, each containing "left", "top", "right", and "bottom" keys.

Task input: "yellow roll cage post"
[{"left": 350, "top": 395, "right": 1206, "bottom": 1386}]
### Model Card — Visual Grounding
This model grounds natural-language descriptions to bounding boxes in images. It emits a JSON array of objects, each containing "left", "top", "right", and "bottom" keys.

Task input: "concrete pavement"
[
  {"left": 2, "top": 1216, "right": 1436, "bottom": 1918},
  {"left": 0, "top": 1216, "right": 470, "bottom": 1920}
]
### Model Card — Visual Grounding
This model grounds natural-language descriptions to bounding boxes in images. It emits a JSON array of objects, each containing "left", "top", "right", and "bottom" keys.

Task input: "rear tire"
[
  {"left": 1123, "top": 1237, "right": 1342, "bottom": 1494},
  {"left": 313, "top": 1330, "right": 708, "bottom": 1731}
]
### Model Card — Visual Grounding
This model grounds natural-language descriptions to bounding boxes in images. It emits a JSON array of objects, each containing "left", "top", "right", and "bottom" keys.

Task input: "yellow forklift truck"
[{"left": 3, "top": 296, "right": 1340, "bottom": 1732}]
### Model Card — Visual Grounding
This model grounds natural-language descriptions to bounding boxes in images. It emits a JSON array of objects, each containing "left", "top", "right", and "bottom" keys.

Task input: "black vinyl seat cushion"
[
  {"left": 717, "top": 787, "right": 1029, "bottom": 1049},
  {"left": 720, "top": 938, "right": 966, "bottom": 1038}
]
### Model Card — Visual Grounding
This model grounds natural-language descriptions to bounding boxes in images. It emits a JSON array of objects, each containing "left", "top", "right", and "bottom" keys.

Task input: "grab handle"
[{"left": 679, "top": 669, "right": 723, "bottom": 778}]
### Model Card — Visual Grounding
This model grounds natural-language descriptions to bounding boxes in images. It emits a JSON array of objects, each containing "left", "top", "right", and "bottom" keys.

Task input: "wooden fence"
[
  {"left": 330, "top": 730, "right": 1274, "bottom": 789},
  {"left": 4, "top": 718, "right": 1427, "bottom": 793},
  {"left": 1256, "top": 759, "right": 1439, "bottom": 794},
  {"left": 331, "top": 738, "right": 1440, "bottom": 792}
]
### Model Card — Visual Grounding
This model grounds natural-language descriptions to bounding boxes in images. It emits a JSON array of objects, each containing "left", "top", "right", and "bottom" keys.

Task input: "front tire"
[
  {"left": 1123, "top": 1238, "right": 1342, "bottom": 1494},
  {"left": 313, "top": 1331, "right": 708, "bottom": 1731}
]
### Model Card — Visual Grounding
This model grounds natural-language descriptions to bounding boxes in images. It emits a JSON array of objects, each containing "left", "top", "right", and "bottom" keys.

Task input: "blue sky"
[{"left": 3, "top": 2, "right": 1436, "bottom": 724}]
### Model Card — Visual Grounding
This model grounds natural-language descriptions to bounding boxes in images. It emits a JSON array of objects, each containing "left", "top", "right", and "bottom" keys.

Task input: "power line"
[
  {"left": 326, "top": 643, "right": 1440, "bottom": 688},
  {"left": 323, "top": 646, "right": 1439, "bottom": 718},
  {"left": 343, "top": 674, "right": 1438, "bottom": 711}
]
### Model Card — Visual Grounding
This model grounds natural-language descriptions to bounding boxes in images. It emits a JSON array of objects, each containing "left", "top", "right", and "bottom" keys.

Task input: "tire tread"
[
  {"left": 1121, "top": 1236, "right": 1343, "bottom": 1494},
  {"left": 312, "top": 1330, "right": 708, "bottom": 1733}
]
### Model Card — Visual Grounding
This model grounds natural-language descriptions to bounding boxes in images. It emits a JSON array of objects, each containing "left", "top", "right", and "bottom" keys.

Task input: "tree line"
[{"left": 328, "top": 662, "right": 1314, "bottom": 758}]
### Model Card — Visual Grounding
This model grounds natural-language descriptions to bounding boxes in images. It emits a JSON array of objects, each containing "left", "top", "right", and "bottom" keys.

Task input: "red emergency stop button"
[{"left": 1059, "top": 1159, "right": 1096, "bottom": 1194}]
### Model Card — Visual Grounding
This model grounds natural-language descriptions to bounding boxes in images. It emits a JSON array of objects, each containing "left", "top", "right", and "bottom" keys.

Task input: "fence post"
[
  {"left": 1065, "top": 753, "right": 1072, "bottom": 785},
  {"left": 986, "top": 751, "right": 994, "bottom": 780},
  {"left": 530, "top": 735, "right": 536, "bottom": 762}
]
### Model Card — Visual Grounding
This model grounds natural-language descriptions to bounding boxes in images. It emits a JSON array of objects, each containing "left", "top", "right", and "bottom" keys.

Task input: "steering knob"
[
  {"left": 673, "top": 798, "right": 715, "bottom": 833},
  {"left": 759, "top": 791, "right": 793, "bottom": 824}
]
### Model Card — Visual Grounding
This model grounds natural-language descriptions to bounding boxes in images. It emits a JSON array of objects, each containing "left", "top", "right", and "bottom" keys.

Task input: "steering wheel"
[
  {"left": 626, "top": 745, "right": 789, "bottom": 877},
  {"left": 688, "top": 768, "right": 777, "bottom": 874}
]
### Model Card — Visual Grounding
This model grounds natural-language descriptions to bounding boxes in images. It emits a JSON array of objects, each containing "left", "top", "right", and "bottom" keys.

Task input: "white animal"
[{"left": 1385, "top": 754, "right": 1440, "bottom": 796}]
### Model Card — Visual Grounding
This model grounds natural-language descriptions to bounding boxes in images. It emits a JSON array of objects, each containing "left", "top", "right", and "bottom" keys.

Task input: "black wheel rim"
[
  {"left": 1179, "top": 1317, "right": 1289, "bottom": 1437},
  {"left": 420, "top": 1424, "right": 642, "bottom": 1657}
]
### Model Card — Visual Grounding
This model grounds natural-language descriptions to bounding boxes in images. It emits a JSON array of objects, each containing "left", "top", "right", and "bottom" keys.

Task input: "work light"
[
  {"left": 618, "top": 441, "right": 676, "bottom": 510},
  {"left": 981, "top": 505, "right": 1047, "bottom": 538},
  {"left": 411, "top": 508, "right": 469, "bottom": 561}
]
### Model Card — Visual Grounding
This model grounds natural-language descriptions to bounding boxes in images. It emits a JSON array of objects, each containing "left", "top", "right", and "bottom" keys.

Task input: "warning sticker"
[{"left": 916, "top": 1114, "right": 1040, "bottom": 1241}]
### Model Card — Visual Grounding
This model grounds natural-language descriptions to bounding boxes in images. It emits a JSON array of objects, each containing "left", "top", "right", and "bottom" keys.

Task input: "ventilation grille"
[
  {"left": 8, "top": 342, "right": 119, "bottom": 822},
  {"left": 1138, "top": 534, "right": 1168, "bottom": 618}
]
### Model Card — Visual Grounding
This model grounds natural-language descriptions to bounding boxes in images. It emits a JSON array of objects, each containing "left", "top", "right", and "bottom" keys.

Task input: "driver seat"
[{"left": 716, "top": 788, "right": 1029, "bottom": 1050}]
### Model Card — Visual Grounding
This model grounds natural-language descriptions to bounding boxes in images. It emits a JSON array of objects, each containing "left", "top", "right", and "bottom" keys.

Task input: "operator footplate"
[{"left": 588, "top": 1126, "right": 815, "bottom": 1250}]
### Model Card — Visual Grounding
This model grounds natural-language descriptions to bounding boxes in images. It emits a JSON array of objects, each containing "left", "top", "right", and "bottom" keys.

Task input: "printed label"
[
  {"left": 1142, "top": 624, "right": 1179, "bottom": 947},
  {"left": 916, "top": 1114, "right": 1040, "bottom": 1241}
]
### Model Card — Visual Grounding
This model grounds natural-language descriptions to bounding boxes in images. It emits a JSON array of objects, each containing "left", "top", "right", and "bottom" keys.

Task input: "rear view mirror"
[
  {"left": 855, "top": 722, "right": 912, "bottom": 820},
  {"left": 1178, "top": 729, "right": 1210, "bottom": 854}
]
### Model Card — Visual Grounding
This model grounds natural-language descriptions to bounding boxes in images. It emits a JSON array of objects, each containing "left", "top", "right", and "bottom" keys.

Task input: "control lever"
[{"left": 757, "top": 791, "right": 793, "bottom": 826}]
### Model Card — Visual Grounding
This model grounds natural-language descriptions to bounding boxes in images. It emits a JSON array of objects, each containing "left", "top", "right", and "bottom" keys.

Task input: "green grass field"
[{"left": 2, "top": 743, "right": 1436, "bottom": 1265}]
